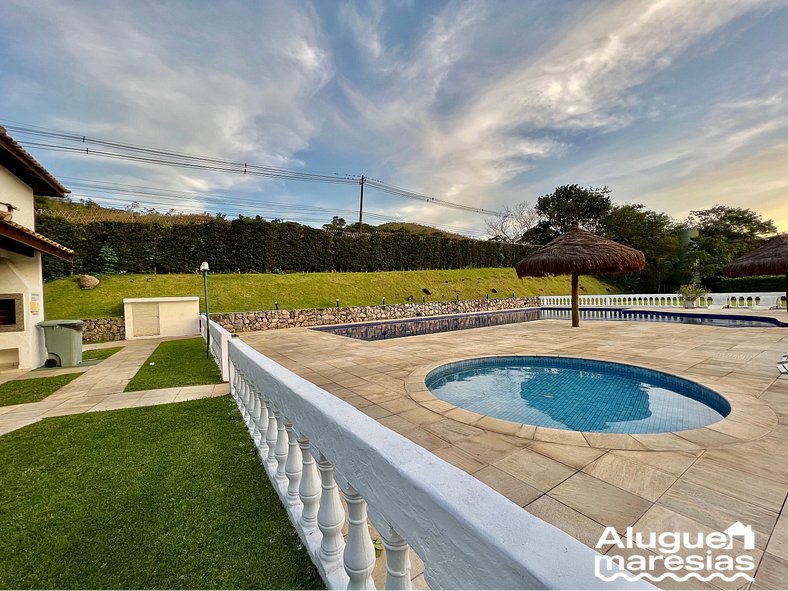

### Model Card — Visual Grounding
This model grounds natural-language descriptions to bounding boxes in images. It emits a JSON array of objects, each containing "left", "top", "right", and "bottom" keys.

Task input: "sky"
[{"left": 1, "top": 0, "right": 786, "bottom": 237}]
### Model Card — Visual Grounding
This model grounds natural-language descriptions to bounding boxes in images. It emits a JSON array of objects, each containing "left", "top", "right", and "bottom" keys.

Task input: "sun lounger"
[{"left": 778, "top": 362, "right": 788, "bottom": 375}]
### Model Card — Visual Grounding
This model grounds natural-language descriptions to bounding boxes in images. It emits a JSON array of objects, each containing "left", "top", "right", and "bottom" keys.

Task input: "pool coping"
[{"left": 404, "top": 353, "right": 778, "bottom": 451}]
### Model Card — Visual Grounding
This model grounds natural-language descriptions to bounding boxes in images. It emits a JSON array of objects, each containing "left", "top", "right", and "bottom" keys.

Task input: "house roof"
[
  {"left": 0, "top": 218, "right": 75, "bottom": 262},
  {"left": 0, "top": 126, "right": 69, "bottom": 197}
]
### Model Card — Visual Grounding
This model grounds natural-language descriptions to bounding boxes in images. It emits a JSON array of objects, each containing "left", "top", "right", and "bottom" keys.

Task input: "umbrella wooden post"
[
  {"left": 571, "top": 272, "right": 580, "bottom": 327},
  {"left": 514, "top": 226, "right": 645, "bottom": 327}
]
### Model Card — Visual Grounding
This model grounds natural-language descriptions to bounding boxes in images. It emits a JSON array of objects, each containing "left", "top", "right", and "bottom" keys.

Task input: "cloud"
[
  {"left": 2, "top": 0, "right": 333, "bottom": 193},
  {"left": 337, "top": 0, "right": 780, "bottom": 231},
  {"left": 338, "top": 0, "right": 385, "bottom": 62}
]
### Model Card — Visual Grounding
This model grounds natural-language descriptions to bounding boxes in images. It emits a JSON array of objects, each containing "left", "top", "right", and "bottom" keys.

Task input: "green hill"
[
  {"left": 44, "top": 268, "right": 616, "bottom": 319},
  {"left": 375, "top": 222, "right": 465, "bottom": 239}
]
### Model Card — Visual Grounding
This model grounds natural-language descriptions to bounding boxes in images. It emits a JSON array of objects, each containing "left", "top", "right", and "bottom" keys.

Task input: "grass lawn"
[
  {"left": 81, "top": 346, "right": 124, "bottom": 362},
  {"left": 0, "top": 396, "right": 323, "bottom": 589},
  {"left": 0, "top": 373, "right": 81, "bottom": 407},
  {"left": 44, "top": 268, "right": 617, "bottom": 318},
  {"left": 125, "top": 338, "right": 222, "bottom": 392}
]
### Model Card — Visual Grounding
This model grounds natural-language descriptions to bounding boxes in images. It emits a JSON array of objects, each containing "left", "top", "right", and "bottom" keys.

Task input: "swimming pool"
[
  {"left": 312, "top": 307, "right": 786, "bottom": 340},
  {"left": 425, "top": 356, "right": 730, "bottom": 434}
]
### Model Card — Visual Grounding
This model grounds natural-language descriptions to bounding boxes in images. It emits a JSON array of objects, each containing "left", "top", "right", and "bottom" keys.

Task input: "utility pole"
[{"left": 358, "top": 175, "right": 365, "bottom": 234}]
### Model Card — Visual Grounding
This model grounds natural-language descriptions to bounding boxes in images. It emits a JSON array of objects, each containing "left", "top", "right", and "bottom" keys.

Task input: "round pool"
[{"left": 425, "top": 356, "right": 730, "bottom": 434}]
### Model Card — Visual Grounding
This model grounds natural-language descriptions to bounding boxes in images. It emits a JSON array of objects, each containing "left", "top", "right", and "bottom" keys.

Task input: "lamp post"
[{"left": 200, "top": 261, "right": 210, "bottom": 359}]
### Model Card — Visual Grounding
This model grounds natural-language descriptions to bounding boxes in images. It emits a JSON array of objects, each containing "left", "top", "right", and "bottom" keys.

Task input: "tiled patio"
[{"left": 241, "top": 309, "right": 788, "bottom": 589}]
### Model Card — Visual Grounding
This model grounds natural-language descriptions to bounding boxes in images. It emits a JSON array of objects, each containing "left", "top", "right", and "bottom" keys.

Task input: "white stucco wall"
[
  {"left": 0, "top": 251, "right": 46, "bottom": 371},
  {"left": 123, "top": 297, "right": 200, "bottom": 340},
  {"left": 0, "top": 166, "right": 35, "bottom": 229},
  {"left": 0, "top": 166, "right": 46, "bottom": 371}
]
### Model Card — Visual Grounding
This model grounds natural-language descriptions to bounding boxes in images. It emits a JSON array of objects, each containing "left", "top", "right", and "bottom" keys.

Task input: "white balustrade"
[
  {"left": 284, "top": 422, "right": 303, "bottom": 507},
  {"left": 255, "top": 393, "right": 269, "bottom": 460},
  {"left": 539, "top": 291, "right": 785, "bottom": 310},
  {"left": 250, "top": 385, "right": 263, "bottom": 446},
  {"left": 202, "top": 317, "right": 645, "bottom": 590},
  {"left": 317, "top": 455, "right": 346, "bottom": 574},
  {"left": 297, "top": 435, "right": 321, "bottom": 533},
  {"left": 379, "top": 526, "right": 411, "bottom": 591},
  {"left": 274, "top": 408, "right": 289, "bottom": 486},
  {"left": 265, "top": 398, "right": 278, "bottom": 473},
  {"left": 342, "top": 485, "right": 376, "bottom": 590},
  {"left": 201, "top": 315, "right": 231, "bottom": 381}
]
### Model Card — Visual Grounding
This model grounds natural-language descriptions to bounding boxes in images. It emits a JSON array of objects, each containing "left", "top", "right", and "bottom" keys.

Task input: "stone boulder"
[{"left": 78, "top": 274, "right": 100, "bottom": 290}]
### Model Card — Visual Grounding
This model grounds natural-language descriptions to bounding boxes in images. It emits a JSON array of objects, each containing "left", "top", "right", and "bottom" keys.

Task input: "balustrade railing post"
[
  {"left": 250, "top": 386, "right": 262, "bottom": 445},
  {"left": 274, "top": 407, "right": 289, "bottom": 486},
  {"left": 380, "top": 527, "right": 412, "bottom": 590},
  {"left": 342, "top": 485, "right": 376, "bottom": 590},
  {"left": 265, "top": 398, "right": 278, "bottom": 473},
  {"left": 239, "top": 374, "right": 251, "bottom": 425},
  {"left": 256, "top": 393, "right": 269, "bottom": 460},
  {"left": 284, "top": 422, "right": 303, "bottom": 507},
  {"left": 317, "top": 455, "right": 345, "bottom": 569},
  {"left": 297, "top": 436, "right": 320, "bottom": 533},
  {"left": 230, "top": 367, "right": 240, "bottom": 404}
]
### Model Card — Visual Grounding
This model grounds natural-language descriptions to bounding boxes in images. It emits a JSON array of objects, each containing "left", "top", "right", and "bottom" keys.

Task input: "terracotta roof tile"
[
  {"left": 0, "top": 218, "right": 75, "bottom": 261},
  {"left": 0, "top": 126, "right": 69, "bottom": 197}
]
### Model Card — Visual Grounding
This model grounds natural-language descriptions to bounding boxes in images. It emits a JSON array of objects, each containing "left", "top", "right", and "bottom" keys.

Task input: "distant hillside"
[
  {"left": 36, "top": 197, "right": 472, "bottom": 238},
  {"left": 375, "top": 222, "right": 465, "bottom": 239},
  {"left": 35, "top": 196, "right": 212, "bottom": 225}
]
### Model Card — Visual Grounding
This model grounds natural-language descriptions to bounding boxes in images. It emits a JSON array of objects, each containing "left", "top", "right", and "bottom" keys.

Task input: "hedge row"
[{"left": 37, "top": 216, "right": 535, "bottom": 280}]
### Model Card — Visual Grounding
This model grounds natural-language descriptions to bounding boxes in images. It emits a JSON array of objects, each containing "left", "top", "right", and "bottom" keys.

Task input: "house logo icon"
[{"left": 724, "top": 522, "right": 755, "bottom": 550}]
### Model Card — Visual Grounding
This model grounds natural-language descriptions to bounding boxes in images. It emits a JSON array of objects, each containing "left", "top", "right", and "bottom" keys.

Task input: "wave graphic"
[{"left": 596, "top": 571, "right": 754, "bottom": 583}]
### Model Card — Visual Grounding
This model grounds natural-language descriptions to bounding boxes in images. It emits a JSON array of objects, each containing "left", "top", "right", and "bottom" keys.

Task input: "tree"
[
  {"left": 484, "top": 202, "right": 538, "bottom": 242},
  {"left": 97, "top": 244, "right": 119, "bottom": 274},
  {"left": 521, "top": 220, "right": 559, "bottom": 245},
  {"left": 688, "top": 205, "right": 776, "bottom": 240},
  {"left": 686, "top": 205, "right": 777, "bottom": 286},
  {"left": 323, "top": 216, "right": 347, "bottom": 230},
  {"left": 602, "top": 204, "right": 680, "bottom": 291},
  {"left": 535, "top": 184, "right": 613, "bottom": 234}
]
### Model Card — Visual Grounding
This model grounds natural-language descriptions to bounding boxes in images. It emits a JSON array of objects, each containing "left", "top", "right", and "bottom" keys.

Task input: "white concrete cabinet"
[{"left": 123, "top": 297, "right": 200, "bottom": 340}]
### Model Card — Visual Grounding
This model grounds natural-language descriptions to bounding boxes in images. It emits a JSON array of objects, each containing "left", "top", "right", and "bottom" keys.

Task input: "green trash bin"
[{"left": 38, "top": 320, "right": 85, "bottom": 367}]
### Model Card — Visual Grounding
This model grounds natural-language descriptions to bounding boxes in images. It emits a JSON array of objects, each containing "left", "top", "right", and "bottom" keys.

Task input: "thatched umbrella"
[
  {"left": 723, "top": 234, "right": 788, "bottom": 314},
  {"left": 516, "top": 226, "right": 646, "bottom": 327}
]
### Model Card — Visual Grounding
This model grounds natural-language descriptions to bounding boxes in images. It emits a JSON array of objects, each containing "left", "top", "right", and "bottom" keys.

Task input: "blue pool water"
[
  {"left": 313, "top": 307, "right": 786, "bottom": 341},
  {"left": 426, "top": 356, "right": 730, "bottom": 434}
]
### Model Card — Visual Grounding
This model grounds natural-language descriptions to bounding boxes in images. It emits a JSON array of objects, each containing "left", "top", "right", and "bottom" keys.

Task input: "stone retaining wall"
[
  {"left": 80, "top": 297, "right": 540, "bottom": 341},
  {"left": 81, "top": 317, "right": 125, "bottom": 343},
  {"left": 210, "top": 297, "right": 540, "bottom": 333}
]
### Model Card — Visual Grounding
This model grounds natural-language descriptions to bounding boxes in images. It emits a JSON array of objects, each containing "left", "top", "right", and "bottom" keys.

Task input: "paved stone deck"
[
  {"left": 241, "top": 308, "right": 788, "bottom": 589},
  {"left": 0, "top": 337, "right": 228, "bottom": 436}
]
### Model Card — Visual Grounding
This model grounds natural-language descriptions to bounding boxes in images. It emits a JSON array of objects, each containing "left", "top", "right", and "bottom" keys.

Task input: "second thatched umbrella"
[
  {"left": 723, "top": 234, "right": 788, "bottom": 314},
  {"left": 516, "top": 226, "right": 646, "bottom": 327}
]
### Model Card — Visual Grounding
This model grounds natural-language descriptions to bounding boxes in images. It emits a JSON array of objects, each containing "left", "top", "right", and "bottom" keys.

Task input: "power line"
[
  {"left": 4, "top": 120, "right": 501, "bottom": 216},
  {"left": 56, "top": 177, "right": 487, "bottom": 237}
]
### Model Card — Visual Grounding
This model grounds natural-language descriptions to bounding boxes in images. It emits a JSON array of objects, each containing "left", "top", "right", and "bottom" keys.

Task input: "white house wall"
[
  {"left": 0, "top": 251, "right": 46, "bottom": 370},
  {"left": 0, "top": 166, "right": 35, "bottom": 230},
  {"left": 0, "top": 165, "right": 47, "bottom": 370}
]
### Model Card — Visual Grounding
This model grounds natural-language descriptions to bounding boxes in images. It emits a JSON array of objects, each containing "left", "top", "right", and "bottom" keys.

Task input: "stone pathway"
[{"left": 0, "top": 338, "right": 228, "bottom": 436}]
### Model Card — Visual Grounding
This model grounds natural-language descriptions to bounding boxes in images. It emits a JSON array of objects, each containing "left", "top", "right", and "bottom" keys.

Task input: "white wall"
[
  {"left": 0, "top": 167, "right": 45, "bottom": 371},
  {"left": 0, "top": 167, "right": 35, "bottom": 229},
  {"left": 0, "top": 252, "right": 46, "bottom": 370},
  {"left": 123, "top": 297, "right": 200, "bottom": 339}
]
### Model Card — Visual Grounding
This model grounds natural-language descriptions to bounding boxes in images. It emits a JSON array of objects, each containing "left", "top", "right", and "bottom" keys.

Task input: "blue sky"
[{"left": 1, "top": 0, "right": 786, "bottom": 236}]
